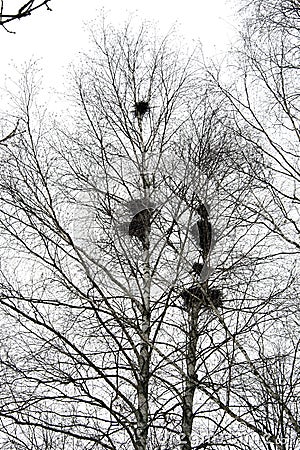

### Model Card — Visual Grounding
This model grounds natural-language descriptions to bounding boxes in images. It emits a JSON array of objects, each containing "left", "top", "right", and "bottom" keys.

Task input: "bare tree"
[
  {"left": 0, "top": 16, "right": 296, "bottom": 450},
  {"left": 209, "top": 0, "right": 300, "bottom": 253},
  {"left": 202, "top": 0, "right": 300, "bottom": 447}
]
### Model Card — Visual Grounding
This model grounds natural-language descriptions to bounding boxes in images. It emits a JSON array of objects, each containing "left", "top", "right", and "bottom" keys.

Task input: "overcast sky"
[{"left": 1, "top": 0, "right": 236, "bottom": 94}]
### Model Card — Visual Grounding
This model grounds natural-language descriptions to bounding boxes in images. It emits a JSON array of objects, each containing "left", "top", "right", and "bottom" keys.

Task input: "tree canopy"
[{"left": 0, "top": 9, "right": 299, "bottom": 450}]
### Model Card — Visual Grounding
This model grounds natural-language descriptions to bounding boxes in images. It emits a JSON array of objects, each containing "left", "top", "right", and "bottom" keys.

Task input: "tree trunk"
[
  {"left": 136, "top": 133, "right": 151, "bottom": 450},
  {"left": 136, "top": 240, "right": 151, "bottom": 449},
  {"left": 181, "top": 284, "right": 205, "bottom": 449}
]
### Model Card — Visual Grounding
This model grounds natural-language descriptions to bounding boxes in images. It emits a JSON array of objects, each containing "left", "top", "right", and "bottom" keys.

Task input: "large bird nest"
[
  {"left": 180, "top": 285, "right": 223, "bottom": 310},
  {"left": 134, "top": 101, "right": 150, "bottom": 117},
  {"left": 128, "top": 208, "right": 154, "bottom": 249}
]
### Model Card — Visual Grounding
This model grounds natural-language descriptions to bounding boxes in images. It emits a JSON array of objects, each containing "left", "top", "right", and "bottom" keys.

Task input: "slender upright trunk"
[
  {"left": 181, "top": 298, "right": 201, "bottom": 450},
  {"left": 136, "top": 241, "right": 151, "bottom": 449},
  {"left": 181, "top": 280, "right": 207, "bottom": 449},
  {"left": 182, "top": 206, "right": 211, "bottom": 447},
  {"left": 136, "top": 116, "right": 151, "bottom": 450}
]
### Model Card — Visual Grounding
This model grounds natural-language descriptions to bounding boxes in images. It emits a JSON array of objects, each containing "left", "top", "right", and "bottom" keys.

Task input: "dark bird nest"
[
  {"left": 134, "top": 101, "right": 150, "bottom": 117},
  {"left": 191, "top": 220, "right": 212, "bottom": 257},
  {"left": 180, "top": 285, "right": 203, "bottom": 310},
  {"left": 190, "top": 262, "right": 204, "bottom": 276},
  {"left": 207, "top": 288, "right": 223, "bottom": 308},
  {"left": 128, "top": 208, "right": 153, "bottom": 247},
  {"left": 180, "top": 285, "right": 223, "bottom": 310}
]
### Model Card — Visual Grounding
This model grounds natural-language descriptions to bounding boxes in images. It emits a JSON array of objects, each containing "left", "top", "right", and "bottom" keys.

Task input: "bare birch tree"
[
  {"left": 0, "top": 16, "right": 293, "bottom": 450},
  {"left": 202, "top": 1, "right": 300, "bottom": 447}
]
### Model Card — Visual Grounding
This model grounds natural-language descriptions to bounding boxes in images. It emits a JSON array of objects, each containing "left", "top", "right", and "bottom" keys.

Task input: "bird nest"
[
  {"left": 127, "top": 208, "right": 154, "bottom": 249},
  {"left": 180, "top": 285, "right": 223, "bottom": 310},
  {"left": 134, "top": 101, "right": 150, "bottom": 117}
]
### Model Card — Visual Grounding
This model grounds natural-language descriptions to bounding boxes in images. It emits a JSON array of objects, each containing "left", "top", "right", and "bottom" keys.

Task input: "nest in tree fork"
[
  {"left": 191, "top": 262, "right": 204, "bottom": 276},
  {"left": 208, "top": 289, "right": 223, "bottom": 308},
  {"left": 128, "top": 208, "right": 152, "bottom": 245},
  {"left": 180, "top": 285, "right": 223, "bottom": 310},
  {"left": 134, "top": 101, "right": 150, "bottom": 117}
]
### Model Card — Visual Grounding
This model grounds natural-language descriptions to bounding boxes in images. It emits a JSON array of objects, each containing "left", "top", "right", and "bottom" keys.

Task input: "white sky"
[{"left": 1, "top": 0, "right": 236, "bottom": 93}]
